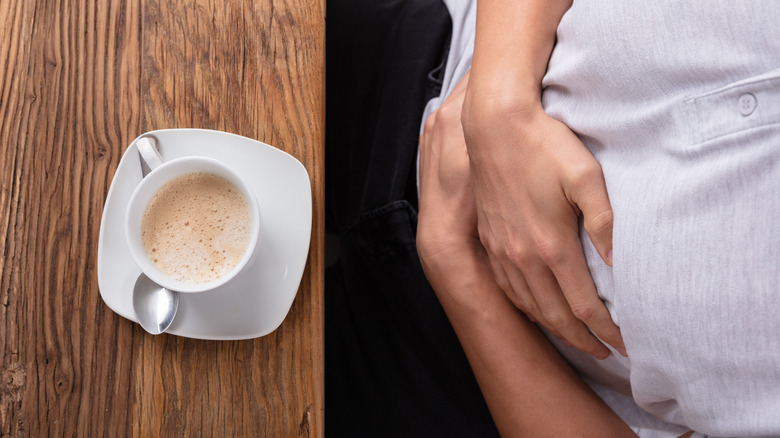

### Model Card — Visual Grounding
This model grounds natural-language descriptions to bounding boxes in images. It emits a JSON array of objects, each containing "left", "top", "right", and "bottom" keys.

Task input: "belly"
[{"left": 542, "top": 1, "right": 780, "bottom": 434}]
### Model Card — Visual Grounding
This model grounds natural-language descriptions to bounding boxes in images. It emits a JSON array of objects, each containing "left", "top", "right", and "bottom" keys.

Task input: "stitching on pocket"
[
  {"left": 341, "top": 200, "right": 419, "bottom": 261},
  {"left": 685, "top": 68, "right": 780, "bottom": 146}
]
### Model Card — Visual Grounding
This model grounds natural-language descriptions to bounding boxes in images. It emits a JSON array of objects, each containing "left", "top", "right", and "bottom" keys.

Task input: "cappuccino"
[{"left": 141, "top": 172, "right": 251, "bottom": 284}]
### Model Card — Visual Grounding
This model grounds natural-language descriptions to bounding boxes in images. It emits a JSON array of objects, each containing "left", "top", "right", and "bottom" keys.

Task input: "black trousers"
[{"left": 325, "top": 0, "right": 499, "bottom": 436}]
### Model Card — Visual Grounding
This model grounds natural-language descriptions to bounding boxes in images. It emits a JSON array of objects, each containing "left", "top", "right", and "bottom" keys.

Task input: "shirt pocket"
[{"left": 684, "top": 67, "right": 780, "bottom": 148}]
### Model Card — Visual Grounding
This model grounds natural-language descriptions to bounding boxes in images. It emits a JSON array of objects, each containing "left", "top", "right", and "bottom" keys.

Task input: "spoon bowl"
[{"left": 133, "top": 273, "right": 179, "bottom": 335}]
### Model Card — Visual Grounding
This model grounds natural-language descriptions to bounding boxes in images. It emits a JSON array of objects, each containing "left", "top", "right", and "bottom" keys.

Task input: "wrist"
[
  {"left": 417, "top": 237, "right": 496, "bottom": 312},
  {"left": 463, "top": 76, "right": 542, "bottom": 121},
  {"left": 461, "top": 89, "right": 549, "bottom": 167},
  {"left": 417, "top": 227, "right": 479, "bottom": 266}
]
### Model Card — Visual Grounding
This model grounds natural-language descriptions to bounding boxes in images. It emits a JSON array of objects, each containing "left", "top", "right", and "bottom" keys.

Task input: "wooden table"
[{"left": 0, "top": 0, "right": 324, "bottom": 436}]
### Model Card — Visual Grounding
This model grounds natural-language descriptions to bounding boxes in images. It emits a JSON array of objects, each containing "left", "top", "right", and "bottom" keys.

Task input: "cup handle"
[{"left": 137, "top": 136, "right": 164, "bottom": 173}]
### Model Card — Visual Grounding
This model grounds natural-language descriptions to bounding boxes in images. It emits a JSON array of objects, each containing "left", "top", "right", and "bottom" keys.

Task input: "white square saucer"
[{"left": 98, "top": 129, "right": 312, "bottom": 339}]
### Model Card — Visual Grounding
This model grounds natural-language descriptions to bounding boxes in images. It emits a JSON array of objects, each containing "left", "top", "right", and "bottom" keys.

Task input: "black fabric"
[
  {"left": 326, "top": 0, "right": 446, "bottom": 231},
  {"left": 325, "top": 0, "right": 499, "bottom": 436},
  {"left": 326, "top": 202, "right": 499, "bottom": 436}
]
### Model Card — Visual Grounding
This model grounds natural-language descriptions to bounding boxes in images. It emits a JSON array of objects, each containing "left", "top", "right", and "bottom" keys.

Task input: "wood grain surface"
[{"left": 0, "top": 0, "right": 324, "bottom": 436}]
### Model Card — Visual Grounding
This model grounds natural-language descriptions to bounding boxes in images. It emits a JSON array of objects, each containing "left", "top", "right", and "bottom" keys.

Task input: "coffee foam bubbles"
[{"left": 141, "top": 172, "right": 251, "bottom": 284}]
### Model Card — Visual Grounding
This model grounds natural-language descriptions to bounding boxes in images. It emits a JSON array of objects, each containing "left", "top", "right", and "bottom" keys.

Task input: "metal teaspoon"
[{"left": 131, "top": 136, "right": 180, "bottom": 335}]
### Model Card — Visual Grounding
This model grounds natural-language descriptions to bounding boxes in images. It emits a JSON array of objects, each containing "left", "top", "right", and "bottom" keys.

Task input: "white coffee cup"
[{"left": 125, "top": 137, "right": 261, "bottom": 293}]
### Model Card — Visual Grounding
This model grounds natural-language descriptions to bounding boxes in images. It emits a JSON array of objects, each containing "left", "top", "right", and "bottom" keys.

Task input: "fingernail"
[
  {"left": 595, "top": 349, "right": 610, "bottom": 360},
  {"left": 607, "top": 250, "right": 614, "bottom": 266},
  {"left": 617, "top": 345, "right": 628, "bottom": 357}
]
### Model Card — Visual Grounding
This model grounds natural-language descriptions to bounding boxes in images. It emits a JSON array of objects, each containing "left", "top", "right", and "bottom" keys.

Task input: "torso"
[{"left": 542, "top": 2, "right": 780, "bottom": 435}]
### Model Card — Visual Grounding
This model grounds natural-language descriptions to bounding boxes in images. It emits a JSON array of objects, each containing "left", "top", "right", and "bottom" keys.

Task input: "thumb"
[{"left": 574, "top": 170, "right": 614, "bottom": 267}]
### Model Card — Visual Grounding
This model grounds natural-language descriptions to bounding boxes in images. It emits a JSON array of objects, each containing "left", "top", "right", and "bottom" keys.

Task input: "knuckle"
[
  {"left": 578, "top": 342, "right": 602, "bottom": 358},
  {"left": 540, "top": 310, "right": 570, "bottom": 332},
  {"left": 570, "top": 302, "right": 598, "bottom": 323},
  {"left": 437, "top": 100, "right": 462, "bottom": 127},
  {"left": 507, "top": 293, "right": 530, "bottom": 312},
  {"left": 480, "top": 236, "right": 498, "bottom": 259},
  {"left": 496, "top": 279, "right": 512, "bottom": 296},
  {"left": 534, "top": 236, "right": 567, "bottom": 267},
  {"left": 504, "top": 241, "right": 532, "bottom": 267},
  {"left": 570, "top": 161, "right": 603, "bottom": 187},
  {"left": 476, "top": 225, "right": 492, "bottom": 247},
  {"left": 587, "top": 209, "right": 614, "bottom": 235},
  {"left": 423, "top": 111, "right": 438, "bottom": 134}
]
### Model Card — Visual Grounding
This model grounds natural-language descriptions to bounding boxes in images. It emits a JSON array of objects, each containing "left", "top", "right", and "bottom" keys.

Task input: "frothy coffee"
[{"left": 141, "top": 172, "right": 251, "bottom": 284}]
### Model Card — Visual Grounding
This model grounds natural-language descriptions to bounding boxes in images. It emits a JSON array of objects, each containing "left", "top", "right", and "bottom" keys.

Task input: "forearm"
[
  {"left": 420, "top": 242, "right": 635, "bottom": 437},
  {"left": 469, "top": 0, "right": 571, "bottom": 105}
]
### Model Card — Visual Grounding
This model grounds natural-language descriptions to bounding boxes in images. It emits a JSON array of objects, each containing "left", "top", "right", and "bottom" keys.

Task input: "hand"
[
  {"left": 461, "top": 92, "right": 626, "bottom": 359},
  {"left": 417, "top": 72, "right": 479, "bottom": 261}
]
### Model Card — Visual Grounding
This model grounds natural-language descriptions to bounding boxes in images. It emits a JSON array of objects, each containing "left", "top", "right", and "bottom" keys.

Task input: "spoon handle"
[{"left": 137, "top": 136, "right": 163, "bottom": 177}]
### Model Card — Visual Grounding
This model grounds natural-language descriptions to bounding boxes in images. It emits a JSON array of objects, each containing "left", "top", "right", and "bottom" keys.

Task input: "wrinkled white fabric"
[
  {"left": 419, "top": 1, "right": 780, "bottom": 437},
  {"left": 544, "top": 3, "right": 780, "bottom": 437}
]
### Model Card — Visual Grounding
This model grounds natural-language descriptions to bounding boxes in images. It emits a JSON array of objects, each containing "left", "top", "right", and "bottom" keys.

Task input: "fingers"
[
  {"left": 488, "top": 234, "right": 616, "bottom": 359},
  {"left": 558, "top": 153, "right": 625, "bottom": 354},
  {"left": 487, "top": 254, "right": 564, "bottom": 341},
  {"left": 524, "top": 263, "right": 612, "bottom": 359},
  {"left": 487, "top": 255, "right": 515, "bottom": 305},
  {"left": 568, "top": 160, "right": 614, "bottom": 267},
  {"left": 496, "top": 259, "right": 540, "bottom": 320},
  {"left": 479, "top": 205, "right": 624, "bottom": 358},
  {"left": 544, "top": 236, "right": 627, "bottom": 357}
]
